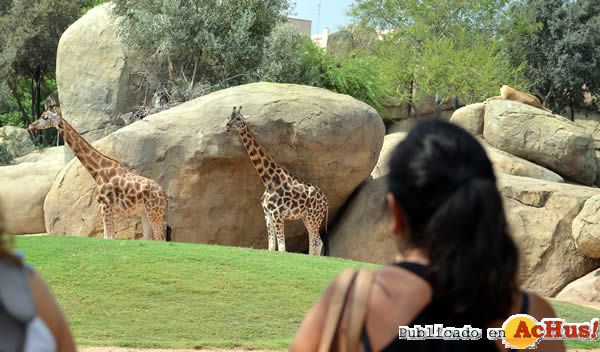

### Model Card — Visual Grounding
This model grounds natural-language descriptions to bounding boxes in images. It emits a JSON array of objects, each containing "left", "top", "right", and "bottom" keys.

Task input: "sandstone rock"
[
  {"left": 13, "top": 146, "right": 64, "bottom": 164},
  {"left": 498, "top": 174, "right": 600, "bottom": 296},
  {"left": 0, "top": 126, "right": 35, "bottom": 161},
  {"left": 330, "top": 172, "right": 600, "bottom": 296},
  {"left": 56, "top": 3, "right": 143, "bottom": 162},
  {"left": 328, "top": 176, "right": 398, "bottom": 264},
  {"left": 371, "top": 132, "right": 407, "bottom": 179},
  {"left": 0, "top": 147, "right": 65, "bottom": 234},
  {"left": 387, "top": 118, "right": 417, "bottom": 134},
  {"left": 596, "top": 151, "right": 600, "bottom": 187},
  {"left": 572, "top": 109, "right": 600, "bottom": 148},
  {"left": 483, "top": 100, "right": 596, "bottom": 185},
  {"left": 555, "top": 269, "right": 600, "bottom": 305},
  {"left": 450, "top": 103, "right": 484, "bottom": 136},
  {"left": 480, "top": 140, "right": 564, "bottom": 183},
  {"left": 572, "top": 195, "right": 600, "bottom": 258},
  {"left": 329, "top": 131, "right": 410, "bottom": 263},
  {"left": 43, "top": 82, "right": 385, "bottom": 251}
]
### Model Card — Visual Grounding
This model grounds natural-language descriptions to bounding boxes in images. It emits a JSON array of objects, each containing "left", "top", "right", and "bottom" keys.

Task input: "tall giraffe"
[
  {"left": 29, "top": 109, "right": 171, "bottom": 241},
  {"left": 226, "top": 106, "right": 328, "bottom": 255}
]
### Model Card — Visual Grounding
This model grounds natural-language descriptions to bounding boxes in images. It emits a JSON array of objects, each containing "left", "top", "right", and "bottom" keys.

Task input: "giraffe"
[
  {"left": 29, "top": 109, "right": 171, "bottom": 241},
  {"left": 225, "top": 106, "right": 329, "bottom": 255}
]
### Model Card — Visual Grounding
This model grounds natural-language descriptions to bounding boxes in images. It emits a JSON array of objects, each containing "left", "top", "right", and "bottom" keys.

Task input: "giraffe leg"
[
  {"left": 264, "top": 211, "right": 276, "bottom": 251},
  {"left": 151, "top": 219, "right": 165, "bottom": 241},
  {"left": 101, "top": 205, "right": 116, "bottom": 239},
  {"left": 273, "top": 220, "right": 286, "bottom": 252},
  {"left": 141, "top": 215, "right": 153, "bottom": 241},
  {"left": 303, "top": 211, "right": 324, "bottom": 256}
]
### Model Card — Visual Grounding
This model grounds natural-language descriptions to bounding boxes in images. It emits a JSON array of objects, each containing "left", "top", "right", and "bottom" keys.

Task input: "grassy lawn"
[
  {"left": 12, "top": 235, "right": 600, "bottom": 350},
  {"left": 550, "top": 299, "right": 600, "bottom": 350},
  {"left": 14, "top": 235, "right": 377, "bottom": 349}
]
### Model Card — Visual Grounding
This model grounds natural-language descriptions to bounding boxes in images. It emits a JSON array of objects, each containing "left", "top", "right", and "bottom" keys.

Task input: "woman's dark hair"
[{"left": 387, "top": 119, "right": 518, "bottom": 323}]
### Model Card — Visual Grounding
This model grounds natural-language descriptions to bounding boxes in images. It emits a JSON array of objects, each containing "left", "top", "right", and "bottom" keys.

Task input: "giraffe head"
[
  {"left": 225, "top": 106, "right": 247, "bottom": 132},
  {"left": 29, "top": 110, "right": 60, "bottom": 131}
]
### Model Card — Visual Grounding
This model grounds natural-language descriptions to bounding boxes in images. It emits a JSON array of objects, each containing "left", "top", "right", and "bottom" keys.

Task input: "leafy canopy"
[
  {"left": 504, "top": 0, "right": 600, "bottom": 113},
  {"left": 110, "top": 0, "right": 292, "bottom": 97},
  {"left": 347, "top": 0, "right": 528, "bottom": 107}
]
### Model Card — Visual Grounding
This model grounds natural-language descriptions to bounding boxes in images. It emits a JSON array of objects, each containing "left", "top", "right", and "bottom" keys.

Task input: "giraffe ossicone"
[
  {"left": 29, "top": 109, "right": 171, "bottom": 241},
  {"left": 226, "top": 105, "right": 329, "bottom": 255}
]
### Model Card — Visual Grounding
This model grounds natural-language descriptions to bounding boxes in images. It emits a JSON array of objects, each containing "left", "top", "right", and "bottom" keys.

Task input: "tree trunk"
[{"left": 7, "top": 79, "right": 34, "bottom": 141}]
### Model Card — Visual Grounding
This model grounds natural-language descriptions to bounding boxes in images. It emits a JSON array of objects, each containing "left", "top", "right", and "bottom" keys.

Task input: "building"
[
  {"left": 287, "top": 18, "right": 312, "bottom": 37},
  {"left": 312, "top": 27, "right": 330, "bottom": 48}
]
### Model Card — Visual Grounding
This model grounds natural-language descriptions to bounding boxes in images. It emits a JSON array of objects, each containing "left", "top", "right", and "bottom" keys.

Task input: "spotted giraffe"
[
  {"left": 226, "top": 106, "right": 328, "bottom": 255},
  {"left": 29, "top": 109, "right": 171, "bottom": 241}
]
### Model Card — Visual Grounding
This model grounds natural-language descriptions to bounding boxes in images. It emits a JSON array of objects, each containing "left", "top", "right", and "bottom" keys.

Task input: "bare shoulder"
[{"left": 527, "top": 292, "right": 559, "bottom": 319}]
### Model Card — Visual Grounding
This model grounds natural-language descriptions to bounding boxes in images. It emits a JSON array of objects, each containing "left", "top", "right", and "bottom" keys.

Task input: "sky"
[{"left": 290, "top": 0, "right": 356, "bottom": 36}]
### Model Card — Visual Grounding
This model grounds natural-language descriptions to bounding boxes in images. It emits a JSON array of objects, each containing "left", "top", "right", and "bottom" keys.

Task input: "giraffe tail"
[
  {"left": 164, "top": 192, "right": 172, "bottom": 242},
  {"left": 321, "top": 207, "right": 329, "bottom": 257},
  {"left": 166, "top": 226, "right": 172, "bottom": 242}
]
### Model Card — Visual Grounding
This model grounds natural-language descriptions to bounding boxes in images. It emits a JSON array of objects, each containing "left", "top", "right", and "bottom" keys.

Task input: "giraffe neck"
[
  {"left": 58, "top": 117, "right": 121, "bottom": 181},
  {"left": 238, "top": 125, "right": 280, "bottom": 186}
]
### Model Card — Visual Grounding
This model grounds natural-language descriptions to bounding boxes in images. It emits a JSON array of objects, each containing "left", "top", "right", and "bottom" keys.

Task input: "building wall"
[{"left": 287, "top": 18, "right": 311, "bottom": 37}]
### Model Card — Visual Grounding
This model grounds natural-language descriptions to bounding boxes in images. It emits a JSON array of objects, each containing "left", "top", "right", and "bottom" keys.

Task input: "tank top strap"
[{"left": 393, "top": 261, "right": 430, "bottom": 281}]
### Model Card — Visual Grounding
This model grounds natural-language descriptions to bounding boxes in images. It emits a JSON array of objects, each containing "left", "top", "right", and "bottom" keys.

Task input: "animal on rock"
[
  {"left": 486, "top": 84, "right": 553, "bottom": 112},
  {"left": 29, "top": 109, "right": 171, "bottom": 241},
  {"left": 225, "top": 106, "right": 329, "bottom": 255}
]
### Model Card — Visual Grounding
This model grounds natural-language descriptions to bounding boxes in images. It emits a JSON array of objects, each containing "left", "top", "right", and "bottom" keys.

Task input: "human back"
[{"left": 290, "top": 120, "right": 565, "bottom": 352}]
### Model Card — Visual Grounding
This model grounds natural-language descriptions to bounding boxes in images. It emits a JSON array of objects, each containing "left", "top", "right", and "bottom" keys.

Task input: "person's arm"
[
  {"left": 27, "top": 271, "right": 77, "bottom": 352},
  {"left": 289, "top": 276, "right": 339, "bottom": 351}
]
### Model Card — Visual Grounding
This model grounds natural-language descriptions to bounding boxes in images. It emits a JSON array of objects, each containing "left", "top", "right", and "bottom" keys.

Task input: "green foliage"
[
  {"left": 346, "top": 0, "right": 527, "bottom": 110},
  {"left": 14, "top": 236, "right": 377, "bottom": 349},
  {"left": 256, "top": 23, "right": 307, "bottom": 83},
  {"left": 0, "top": 141, "right": 12, "bottom": 165},
  {"left": 503, "top": 0, "right": 600, "bottom": 114},
  {"left": 0, "top": 128, "right": 38, "bottom": 165},
  {"left": 299, "top": 41, "right": 388, "bottom": 115},
  {"left": 0, "top": 0, "right": 93, "bottom": 143},
  {"left": 0, "top": 78, "right": 58, "bottom": 148},
  {"left": 110, "top": 0, "right": 292, "bottom": 100}
]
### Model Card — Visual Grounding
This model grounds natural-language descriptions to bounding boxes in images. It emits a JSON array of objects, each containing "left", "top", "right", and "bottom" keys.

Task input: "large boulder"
[
  {"left": 328, "top": 176, "right": 398, "bottom": 264},
  {"left": 43, "top": 82, "right": 385, "bottom": 251},
  {"left": 572, "top": 109, "right": 600, "bottom": 150},
  {"left": 329, "top": 132, "right": 407, "bottom": 263},
  {"left": 499, "top": 175, "right": 600, "bottom": 296},
  {"left": 329, "top": 171, "right": 600, "bottom": 297},
  {"left": 483, "top": 100, "right": 597, "bottom": 185},
  {"left": 555, "top": 269, "right": 600, "bottom": 306},
  {"left": 572, "top": 195, "right": 600, "bottom": 258},
  {"left": 56, "top": 3, "right": 143, "bottom": 161},
  {"left": 480, "top": 140, "right": 564, "bottom": 183},
  {"left": 450, "top": 103, "right": 484, "bottom": 136},
  {"left": 0, "top": 126, "right": 35, "bottom": 161},
  {"left": 371, "top": 132, "right": 407, "bottom": 179},
  {"left": 0, "top": 147, "right": 65, "bottom": 234}
]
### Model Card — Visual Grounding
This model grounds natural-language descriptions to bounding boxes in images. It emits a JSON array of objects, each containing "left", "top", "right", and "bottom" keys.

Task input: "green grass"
[
  {"left": 550, "top": 299, "right": 600, "bottom": 350},
  {"left": 12, "top": 236, "right": 600, "bottom": 350},
  {"left": 14, "top": 235, "right": 378, "bottom": 349}
]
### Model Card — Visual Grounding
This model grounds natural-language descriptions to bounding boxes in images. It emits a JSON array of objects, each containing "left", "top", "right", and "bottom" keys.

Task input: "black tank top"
[{"left": 360, "top": 262, "right": 529, "bottom": 352}]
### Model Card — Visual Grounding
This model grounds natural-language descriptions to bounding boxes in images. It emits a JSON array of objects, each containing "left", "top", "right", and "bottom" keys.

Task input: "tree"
[
  {"left": 0, "top": 0, "right": 91, "bottom": 142},
  {"left": 347, "top": 0, "right": 527, "bottom": 114},
  {"left": 504, "top": 0, "right": 600, "bottom": 117},
  {"left": 109, "top": 0, "right": 292, "bottom": 101}
]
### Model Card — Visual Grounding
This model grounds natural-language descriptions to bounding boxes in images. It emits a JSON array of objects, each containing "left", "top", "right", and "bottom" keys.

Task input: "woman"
[
  {"left": 290, "top": 120, "right": 564, "bottom": 351},
  {"left": 0, "top": 199, "right": 77, "bottom": 352}
]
